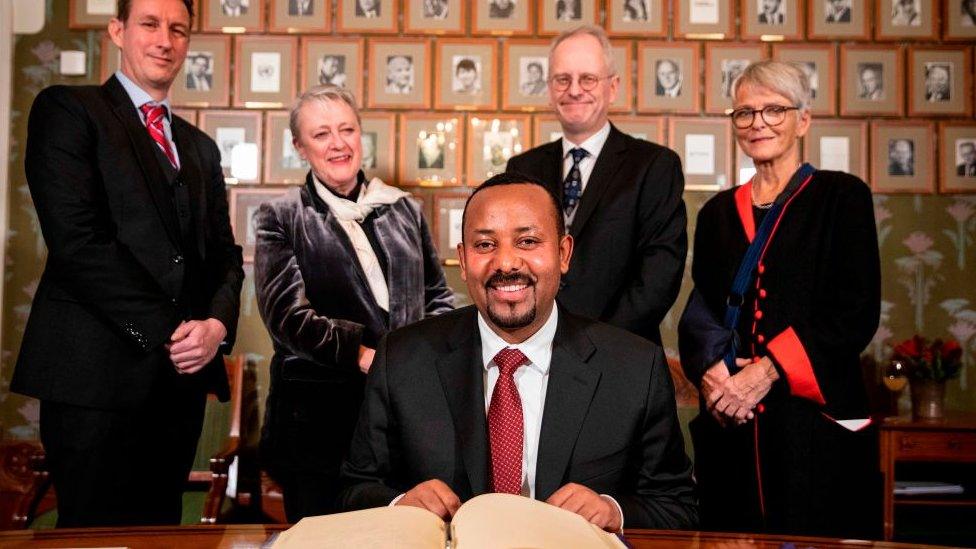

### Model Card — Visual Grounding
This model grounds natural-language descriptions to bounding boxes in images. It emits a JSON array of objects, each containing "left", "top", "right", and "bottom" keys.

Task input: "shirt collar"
[
  {"left": 115, "top": 70, "right": 172, "bottom": 121},
  {"left": 478, "top": 306, "right": 559, "bottom": 375},
  {"left": 561, "top": 121, "right": 611, "bottom": 160}
]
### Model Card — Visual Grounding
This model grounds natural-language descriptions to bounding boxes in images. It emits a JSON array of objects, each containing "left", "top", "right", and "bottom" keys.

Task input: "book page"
[
  {"left": 451, "top": 493, "right": 626, "bottom": 549},
  {"left": 272, "top": 505, "right": 447, "bottom": 549}
]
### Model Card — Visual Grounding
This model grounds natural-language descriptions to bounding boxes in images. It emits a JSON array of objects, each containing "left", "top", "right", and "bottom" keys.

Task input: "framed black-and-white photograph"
[
  {"left": 772, "top": 44, "right": 836, "bottom": 116},
  {"left": 875, "top": 0, "right": 938, "bottom": 40},
  {"left": 337, "top": 0, "right": 398, "bottom": 33},
  {"left": 368, "top": 39, "right": 431, "bottom": 109},
  {"left": 840, "top": 45, "right": 903, "bottom": 116},
  {"left": 264, "top": 111, "right": 307, "bottom": 184},
  {"left": 705, "top": 43, "right": 766, "bottom": 115},
  {"left": 638, "top": 42, "right": 700, "bottom": 114},
  {"left": 742, "top": 0, "right": 802, "bottom": 40},
  {"left": 908, "top": 46, "right": 973, "bottom": 117},
  {"left": 433, "top": 192, "right": 471, "bottom": 260},
  {"left": 269, "top": 0, "right": 329, "bottom": 32},
  {"left": 945, "top": 0, "right": 976, "bottom": 40},
  {"left": 674, "top": 0, "right": 734, "bottom": 39},
  {"left": 870, "top": 121, "right": 935, "bottom": 194},
  {"left": 669, "top": 117, "right": 733, "bottom": 191},
  {"left": 199, "top": 110, "right": 263, "bottom": 183},
  {"left": 69, "top": 0, "right": 116, "bottom": 29},
  {"left": 502, "top": 40, "right": 552, "bottom": 111},
  {"left": 467, "top": 114, "right": 530, "bottom": 184},
  {"left": 802, "top": 119, "right": 868, "bottom": 180},
  {"left": 360, "top": 112, "right": 397, "bottom": 183},
  {"left": 203, "top": 0, "right": 265, "bottom": 32},
  {"left": 171, "top": 34, "right": 231, "bottom": 107},
  {"left": 611, "top": 115, "right": 665, "bottom": 144},
  {"left": 538, "top": 0, "right": 599, "bottom": 36},
  {"left": 532, "top": 113, "right": 564, "bottom": 146},
  {"left": 808, "top": 0, "right": 868, "bottom": 39},
  {"left": 405, "top": 0, "right": 465, "bottom": 34},
  {"left": 234, "top": 36, "right": 297, "bottom": 108},
  {"left": 435, "top": 40, "right": 498, "bottom": 110},
  {"left": 940, "top": 122, "right": 976, "bottom": 192},
  {"left": 606, "top": 0, "right": 667, "bottom": 37},
  {"left": 609, "top": 42, "right": 633, "bottom": 113},
  {"left": 301, "top": 38, "right": 364, "bottom": 107},
  {"left": 399, "top": 114, "right": 462, "bottom": 186},
  {"left": 229, "top": 187, "right": 291, "bottom": 262},
  {"left": 472, "top": 0, "right": 533, "bottom": 35}
]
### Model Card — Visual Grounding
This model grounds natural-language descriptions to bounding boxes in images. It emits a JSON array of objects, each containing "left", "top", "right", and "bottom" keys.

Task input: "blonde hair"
[
  {"left": 288, "top": 85, "right": 361, "bottom": 139},
  {"left": 549, "top": 25, "right": 617, "bottom": 76},
  {"left": 731, "top": 59, "right": 813, "bottom": 112}
]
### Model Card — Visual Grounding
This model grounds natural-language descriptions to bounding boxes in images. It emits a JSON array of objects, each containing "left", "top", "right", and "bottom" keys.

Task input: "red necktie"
[
  {"left": 488, "top": 347, "right": 527, "bottom": 494},
  {"left": 140, "top": 103, "right": 178, "bottom": 169}
]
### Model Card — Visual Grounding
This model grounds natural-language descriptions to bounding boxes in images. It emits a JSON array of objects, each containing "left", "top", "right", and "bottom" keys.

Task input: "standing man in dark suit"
[
  {"left": 340, "top": 173, "right": 697, "bottom": 530},
  {"left": 507, "top": 25, "right": 687, "bottom": 345},
  {"left": 13, "top": 0, "right": 244, "bottom": 527}
]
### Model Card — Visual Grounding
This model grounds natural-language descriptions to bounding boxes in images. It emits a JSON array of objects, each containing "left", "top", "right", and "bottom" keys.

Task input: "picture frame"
[
  {"left": 538, "top": 0, "right": 600, "bottom": 36},
  {"left": 533, "top": 113, "right": 564, "bottom": 146},
  {"left": 939, "top": 122, "right": 976, "bottom": 193},
  {"left": 907, "top": 46, "right": 973, "bottom": 118},
  {"left": 839, "top": 45, "right": 904, "bottom": 116},
  {"left": 99, "top": 33, "right": 121, "bottom": 82},
  {"left": 869, "top": 120, "right": 936, "bottom": 194},
  {"left": 233, "top": 36, "right": 298, "bottom": 108},
  {"left": 432, "top": 191, "right": 471, "bottom": 261},
  {"left": 199, "top": 110, "right": 263, "bottom": 184},
  {"left": 704, "top": 43, "right": 767, "bottom": 115},
  {"left": 605, "top": 0, "right": 667, "bottom": 37},
  {"left": 268, "top": 0, "right": 329, "bottom": 33},
  {"left": 610, "top": 115, "right": 666, "bottom": 145},
  {"left": 472, "top": 0, "right": 533, "bottom": 35},
  {"left": 637, "top": 41, "right": 701, "bottom": 114},
  {"left": 772, "top": 43, "right": 837, "bottom": 116},
  {"left": 368, "top": 39, "right": 431, "bottom": 109},
  {"left": 674, "top": 0, "right": 734, "bottom": 39},
  {"left": 69, "top": 0, "right": 116, "bottom": 29},
  {"left": 264, "top": 111, "right": 307, "bottom": 184},
  {"left": 301, "top": 38, "right": 364, "bottom": 107},
  {"left": 802, "top": 119, "right": 869, "bottom": 181},
  {"left": 741, "top": 0, "right": 803, "bottom": 41},
  {"left": 502, "top": 40, "right": 552, "bottom": 111},
  {"left": 336, "top": 0, "right": 398, "bottom": 33},
  {"left": 172, "top": 108, "right": 199, "bottom": 127},
  {"left": 229, "top": 187, "right": 291, "bottom": 262},
  {"left": 875, "top": 0, "right": 938, "bottom": 41},
  {"left": 945, "top": 0, "right": 976, "bottom": 41},
  {"left": 171, "top": 34, "right": 232, "bottom": 108},
  {"left": 434, "top": 39, "right": 498, "bottom": 111},
  {"left": 398, "top": 114, "right": 463, "bottom": 186},
  {"left": 466, "top": 114, "right": 530, "bottom": 184},
  {"left": 202, "top": 0, "right": 265, "bottom": 33},
  {"left": 360, "top": 112, "right": 397, "bottom": 183},
  {"left": 808, "top": 0, "right": 870, "bottom": 40},
  {"left": 669, "top": 117, "right": 733, "bottom": 191},
  {"left": 404, "top": 0, "right": 466, "bottom": 35},
  {"left": 609, "top": 41, "right": 634, "bottom": 113}
]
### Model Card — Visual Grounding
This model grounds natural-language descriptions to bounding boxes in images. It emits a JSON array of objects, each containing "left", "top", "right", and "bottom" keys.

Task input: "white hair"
[{"left": 731, "top": 59, "right": 813, "bottom": 112}]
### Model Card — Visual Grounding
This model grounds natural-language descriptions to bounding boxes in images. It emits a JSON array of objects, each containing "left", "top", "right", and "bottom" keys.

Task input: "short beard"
[{"left": 487, "top": 302, "right": 536, "bottom": 330}]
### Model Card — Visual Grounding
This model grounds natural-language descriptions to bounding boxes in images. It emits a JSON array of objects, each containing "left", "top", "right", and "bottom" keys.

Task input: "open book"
[{"left": 272, "top": 492, "right": 626, "bottom": 549}]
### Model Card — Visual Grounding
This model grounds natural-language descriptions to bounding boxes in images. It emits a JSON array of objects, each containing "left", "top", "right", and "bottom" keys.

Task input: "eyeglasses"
[
  {"left": 728, "top": 105, "right": 799, "bottom": 129},
  {"left": 549, "top": 73, "right": 614, "bottom": 92}
]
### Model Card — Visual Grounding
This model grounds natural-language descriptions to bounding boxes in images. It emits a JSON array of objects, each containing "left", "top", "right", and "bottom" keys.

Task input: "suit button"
[
  {"left": 172, "top": 254, "right": 184, "bottom": 264},
  {"left": 757, "top": 334, "right": 766, "bottom": 344},
  {"left": 754, "top": 310, "right": 763, "bottom": 320},
  {"left": 759, "top": 289, "right": 767, "bottom": 299},
  {"left": 757, "top": 264, "right": 765, "bottom": 274}
]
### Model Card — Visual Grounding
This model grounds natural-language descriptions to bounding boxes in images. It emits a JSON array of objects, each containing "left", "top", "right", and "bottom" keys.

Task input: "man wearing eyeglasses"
[{"left": 507, "top": 25, "right": 687, "bottom": 347}]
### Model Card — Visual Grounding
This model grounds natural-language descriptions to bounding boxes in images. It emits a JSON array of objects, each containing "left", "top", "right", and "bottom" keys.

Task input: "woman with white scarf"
[{"left": 254, "top": 85, "right": 454, "bottom": 521}]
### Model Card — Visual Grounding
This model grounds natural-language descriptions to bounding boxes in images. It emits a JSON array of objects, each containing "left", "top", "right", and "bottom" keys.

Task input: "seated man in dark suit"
[{"left": 339, "top": 172, "right": 698, "bottom": 531}]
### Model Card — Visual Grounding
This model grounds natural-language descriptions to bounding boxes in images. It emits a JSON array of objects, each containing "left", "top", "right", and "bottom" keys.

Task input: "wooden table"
[
  {"left": 880, "top": 413, "right": 976, "bottom": 541},
  {"left": 0, "top": 525, "right": 955, "bottom": 548}
]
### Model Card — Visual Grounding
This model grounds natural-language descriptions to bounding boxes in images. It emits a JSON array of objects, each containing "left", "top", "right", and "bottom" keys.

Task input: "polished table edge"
[{"left": 881, "top": 413, "right": 976, "bottom": 430}]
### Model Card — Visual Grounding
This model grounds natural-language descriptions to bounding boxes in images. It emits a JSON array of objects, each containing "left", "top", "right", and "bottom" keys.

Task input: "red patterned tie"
[
  {"left": 488, "top": 347, "right": 527, "bottom": 494},
  {"left": 140, "top": 103, "right": 178, "bottom": 169}
]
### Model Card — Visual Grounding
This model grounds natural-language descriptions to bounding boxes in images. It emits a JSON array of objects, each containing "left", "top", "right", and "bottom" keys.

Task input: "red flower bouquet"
[{"left": 892, "top": 336, "right": 963, "bottom": 381}]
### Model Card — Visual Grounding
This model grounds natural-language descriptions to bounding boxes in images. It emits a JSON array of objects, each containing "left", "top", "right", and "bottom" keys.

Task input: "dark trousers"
[{"left": 39, "top": 367, "right": 207, "bottom": 527}]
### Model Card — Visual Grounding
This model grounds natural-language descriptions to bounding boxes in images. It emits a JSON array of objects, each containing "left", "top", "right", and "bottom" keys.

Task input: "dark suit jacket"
[
  {"left": 507, "top": 125, "right": 687, "bottom": 345},
  {"left": 13, "top": 76, "right": 244, "bottom": 410},
  {"left": 339, "top": 306, "right": 698, "bottom": 529}
]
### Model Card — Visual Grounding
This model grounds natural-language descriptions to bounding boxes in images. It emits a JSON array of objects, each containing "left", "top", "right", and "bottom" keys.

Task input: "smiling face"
[
  {"left": 656, "top": 59, "right": 679, "bottom": 89},
  {"left": 548, "top": 33, "right": 618, "bottom": 143},
  {"left": 458, "top": 184, "right": 572, "bottom": 343},
  {"left": 733, "top": 82, "right": 810, "bottom": 165},
  {"left": 456, "top": 67, "right": 477, "bottom": 89},
  {"left": 109, "top": 0, "right": 191, "bottom": 100},
  {"left": 388, "top": 56, "right": 412, "bottom": 88},
  {"left": 293, "top": 98, "right": 362, "bottom": 195}
]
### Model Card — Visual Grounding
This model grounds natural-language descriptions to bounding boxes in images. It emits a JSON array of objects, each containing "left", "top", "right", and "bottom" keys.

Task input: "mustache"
[{"left": 485, "top": 272, "right": 535, "bottom": 288}]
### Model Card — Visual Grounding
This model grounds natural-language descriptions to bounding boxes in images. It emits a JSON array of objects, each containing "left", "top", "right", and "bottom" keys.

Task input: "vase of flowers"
[{"left": 892, "top": 336, "right": 963, "bottom": 420}]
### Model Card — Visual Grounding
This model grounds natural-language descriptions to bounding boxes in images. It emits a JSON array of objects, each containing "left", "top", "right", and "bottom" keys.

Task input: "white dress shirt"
[{"left": 560, "top": 121, "right": 611, "bottom": 225}]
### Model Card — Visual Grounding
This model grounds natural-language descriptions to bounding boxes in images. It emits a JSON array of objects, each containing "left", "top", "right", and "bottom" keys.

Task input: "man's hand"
[
  {"left": 546, "top": 483, "right": 622, "bottom": 533},
  {"left": 358, "top": 346, "right": 376, "bottom": 374},
  {"left": 396, "top": 479, "right": 461, "bottom": 520},
  {"left": 167, "top": 318, "right": 227, "bottom": 374},
  {"left": 701, "top": 360, "right": 731, "bottom": 425},
  {"left": 712, "top": 357, "right": 779, "bottom": 423}
]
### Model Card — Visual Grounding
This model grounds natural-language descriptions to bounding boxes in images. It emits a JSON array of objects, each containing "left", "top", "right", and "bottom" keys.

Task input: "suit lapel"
[
  {"left": 544, "top": 141, "right": 564, "bottom": 201},
  {"left": 570, "top": 125, "right": 628, "bottom": 239},
  {"left": 171, "top": 118, "right": 207, "bottom": 259}
]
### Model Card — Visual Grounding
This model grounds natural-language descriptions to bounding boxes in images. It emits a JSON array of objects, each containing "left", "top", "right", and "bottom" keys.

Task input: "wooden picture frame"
[
  {"left": 808, "top": 0, "right": 870, "bottom": 40},
  {"left": 669, "top": 117, "right": 733, "bottom": 191},
  {"left": 336, "top": 0, "right": 398, "bottom": 33},
  {"left": 674, "top": 0, "right": 734, "bottom": 39},
  {"left": 741, "top": 0, "right": 803, "bottom": 41},
  {"left": 609, "top": 41, "right": 634, "bottom": 113},
  {"left": 611, "top": 115, "right": 666, "bottom": 145},
  {"left": 199, "top": 110, "right": 263, "bottom": 183},
  {"left": 404, "top": 0, "right": 466, "bottom": 35},
  {"left": 802, "top": 119, "right": 869, "bottom": 181},
  {"left": 432, "top": 191, "right": 471, "bottom": 261},
  {"left": 939, "top": 121, "right": 976, "bottom": 193},
  {"left": 735, "top": 142, "right": 757, "bottom": 186},
  {"left": 840, "top": 45, "right": 904, "bottom": 116},
  {"left": 869, "top": 121, "right": 936, "bottom": 194},
  {"left": 264, "top": 110, "right": 307, "bottom": 184},
  {"left": 704, "top": 43, "right": 767, "bottom": 115},
  {"left": 360, "top": 112, "right": 397, "bottom": 183},
  {"left": 434, "top": 39, "right": 498, "bottom": 111},
  {"left": 99, "top": 33, "right": 121, "bottom": 82},
  {"left": 301, "top": 38, "right": 364, "bottom": 107},
  {"left": 233, "top": 36, "right": 297, "bottom": 109},
  {"left": 875, "top": 0, "right": 938, "bottom": 41},
  {"left": 466, "top": 114, "right": 530, "bottom": 184},
  {"left": 368, "top": 39, "right": 431, "bottom": 109},
  {"left": 637, "top": 41, "right": 700, "bottom": 114},
  {"left": 502, "top": 40, "right": 552, "bottom": 111},
  {"left": 69, "top": 0, "right": 116, "bottom": 29},
  {"left": 772, "top": 43, "right": 837, "bottom": 116},
  {"left": 268, "top": 0, "right": 330, "bottom": 33},
  {"left": 606, "top": 0, "right": 667, "bottom": 37},
  {"left": 172, "top": 108, "right": 198, "bottom": 126},
  {"left": 538, "top": 0, "right": 600, "bottom": 36},
  {"left": 171, "top": 34, "right": 232, "bottom": 108},
  {"left": 945, "top": 0, "right": 976, "bottom": 40},
  {"left": 398, "top": 114, "right": 463, "bottom": 186},
  {"left": 202, "top": 0, "right": 265, "bottom": 33},
  {"left": 229, "top": 187, "right": 291, "bottom": 262},
  {"left": 907, "top": 46, "right": 973, "bottom": 118},
  {"left": 533, "top": 113, "right": 564, "bottom": 146},
  {"left": 472, "top": 0, "right": 533, "bottom": 35}
]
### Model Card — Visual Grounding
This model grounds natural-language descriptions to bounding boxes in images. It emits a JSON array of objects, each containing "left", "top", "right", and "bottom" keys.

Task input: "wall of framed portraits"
[{"left": 2, "top": 0, "right": 976, "bottom": 444}]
